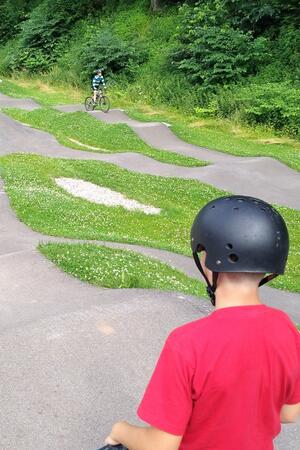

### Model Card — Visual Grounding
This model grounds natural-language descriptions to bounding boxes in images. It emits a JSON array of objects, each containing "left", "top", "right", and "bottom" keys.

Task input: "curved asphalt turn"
[
  {"left": 0, "top": 92, "right": 299, "bottom": 449},
  {"left": 61, "top": 104, "right": 300, "bottom": 209},
  {"left": 1, "top": 92, "right": 300, "bottom": 208}
]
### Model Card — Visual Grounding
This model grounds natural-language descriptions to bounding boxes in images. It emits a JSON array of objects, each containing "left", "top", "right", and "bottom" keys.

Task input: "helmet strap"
[
  {"left": 193, "top": 252, "right": 218, "bottom": 306},
  {"left": 259, "top": 273, "right": 278, "bottom": 287}
]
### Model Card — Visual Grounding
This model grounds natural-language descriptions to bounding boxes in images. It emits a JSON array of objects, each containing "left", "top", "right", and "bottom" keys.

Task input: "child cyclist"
[
  {"left": 92, "top": 68, "right": 106, "bottom": 103},
  {"left": 105, "top": 195, "right": 300, "bottom": 450}
]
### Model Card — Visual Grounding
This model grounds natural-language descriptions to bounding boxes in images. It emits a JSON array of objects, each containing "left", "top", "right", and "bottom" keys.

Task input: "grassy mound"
[
  {"left": 0, "top": 153, "right": 299, "bottom": 293},
  {"left": 3, "top": 107, "right": 205, "bottom": 168},
  {"left": 40, "top": 243, "right": 206, "bottom": 298}
]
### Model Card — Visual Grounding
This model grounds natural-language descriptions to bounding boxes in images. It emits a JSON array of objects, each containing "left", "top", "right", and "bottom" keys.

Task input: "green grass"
[
  {"left": 39, "top": 243, "right": 206, "bottom": 297},
  {"left": 1, "top": 77, "right": 299, "bottom": 171},
  {"left": 0, "top": 153, "right": 299, "bottom": 293},
  {"left": 2, "top": 107, "right": 205, "bottom": 167},
  {"left": 0, "top": 78, "right": 84, "bottom": 106},
  {"left": 125, "top": 107, "right": 300, "bottom": 172}
]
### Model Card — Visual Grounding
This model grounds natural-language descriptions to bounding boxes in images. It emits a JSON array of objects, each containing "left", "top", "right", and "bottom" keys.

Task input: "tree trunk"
[{"left": 150, "top": 0, "right": 160, "bottom": 11}]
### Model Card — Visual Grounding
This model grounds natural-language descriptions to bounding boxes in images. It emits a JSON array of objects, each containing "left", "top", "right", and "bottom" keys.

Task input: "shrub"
[
  {"left": 4, "top": 0, "right": 104, "bottom": 73},
  {"left": 0, "top": 39, "right": 19, "bottom": 75},
  {"left": 0, "top": 0, "right": 27, "bottom": 44},
  {"left": 79, "top": 28, "right": 147, "bottom": 82},
  {"left": 171, "top": 2, "right": 269, "bottom": 89},
  {"left": 273, "top": 26, "right": 300, "bottom": 79},
  {"left": 172, "top": 26, "right": 268, "bottom": 88},
  {"left": 217, "top": 82, "right": 300, "bottom": 137}
]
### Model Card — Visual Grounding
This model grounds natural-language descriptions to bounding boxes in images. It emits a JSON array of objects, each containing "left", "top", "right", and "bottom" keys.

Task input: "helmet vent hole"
[
  {"left": 211, "top": 205, "right": 216, "bottom": 209},
  {"left": 228, "top": 253, "right": 239, "bottom": 263},
  {"left": 261, "top": 208, "right": 266, "bottom": 211},
  {"left": 237, "top": 198, "right": 244, "bottom": 203},
  {"left": 233, "top": 207, "right": 239, "bottom": 211},
  {"left": 226, "top": 243, "right": 233, "bottom": 249}
]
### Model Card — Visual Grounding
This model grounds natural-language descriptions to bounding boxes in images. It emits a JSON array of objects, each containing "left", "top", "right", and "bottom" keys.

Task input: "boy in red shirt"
[{"left": 105, "top": 195, "right": 300, "bottom": 450}]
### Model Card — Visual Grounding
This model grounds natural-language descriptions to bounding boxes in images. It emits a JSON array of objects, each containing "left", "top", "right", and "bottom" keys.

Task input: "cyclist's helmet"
[{"left": 190, "top": 195, "right": 289, "bottom": 305}]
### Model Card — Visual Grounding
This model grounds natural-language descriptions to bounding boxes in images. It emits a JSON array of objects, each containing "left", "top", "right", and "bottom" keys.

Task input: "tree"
[{"left": 150, "top": 0, "right": 160, "bottom": 10}]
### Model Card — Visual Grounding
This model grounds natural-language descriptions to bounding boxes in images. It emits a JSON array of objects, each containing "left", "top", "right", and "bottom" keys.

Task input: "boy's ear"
[{"left": 200, "top": 251, "right": 213, "bottom": 284}]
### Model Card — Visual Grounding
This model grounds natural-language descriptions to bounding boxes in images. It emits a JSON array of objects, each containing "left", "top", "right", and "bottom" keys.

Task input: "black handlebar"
[{"left": 96, "top": 445, "right": 128, "bottom": 450}]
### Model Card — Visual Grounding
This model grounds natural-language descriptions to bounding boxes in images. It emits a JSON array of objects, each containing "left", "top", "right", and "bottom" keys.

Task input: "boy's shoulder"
[
  {"left": 164, "top": 316, "right": 212, "bottom": 368},
  {"left": 163, "top": 306, "right": 299, "bottom": 371},
  {"left": 263, "top": 305, "right": 297, "bottom": 329},
  {"left": 167, "top": 315, "right": 212, "bottom": 348},
  {"left": 167, "top": 305, "right": 298, "bottom": 349}
]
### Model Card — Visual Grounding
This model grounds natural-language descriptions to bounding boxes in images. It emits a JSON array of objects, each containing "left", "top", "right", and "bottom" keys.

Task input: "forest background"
[{"left": 0, "top": 0, "right": 299, "bottom": 137}]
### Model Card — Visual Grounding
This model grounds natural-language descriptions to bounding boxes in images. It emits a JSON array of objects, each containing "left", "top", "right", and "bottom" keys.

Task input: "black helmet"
[{"left": 191, "top": 195, "right": 289, "bottom": 305}]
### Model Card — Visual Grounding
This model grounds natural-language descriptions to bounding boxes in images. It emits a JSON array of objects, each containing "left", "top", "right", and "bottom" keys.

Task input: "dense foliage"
[
  {"left": 0, "top": 0, "right": 299, "bottom": 136},
  {"left": 1, "top": 0, "right": 105, "bottom": 72},
  {"left": 79, "top": 28, "right": 147, "bottom": 82},
  {"left": 172, "top": 22, "right": 268, "bottom": 87},
  {"left": 217, "top": 82, "right": 300, "bottom": 136}
]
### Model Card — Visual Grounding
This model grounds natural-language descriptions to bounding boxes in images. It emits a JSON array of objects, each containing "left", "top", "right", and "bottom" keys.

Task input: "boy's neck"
[{"left": 215, "top": 285, "right": 262, "bottom": 310}]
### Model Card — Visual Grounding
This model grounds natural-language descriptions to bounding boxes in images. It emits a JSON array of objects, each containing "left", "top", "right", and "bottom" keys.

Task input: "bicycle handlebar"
[{"left": 96, "top": 445, "right": 128, "bottom": 450}]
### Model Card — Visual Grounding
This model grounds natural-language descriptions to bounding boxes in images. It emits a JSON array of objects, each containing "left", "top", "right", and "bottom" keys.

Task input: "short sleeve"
[
  {"left": 286, "top": 331, "right": 300, "bottom": 405},
  {"left": 287, "top": 377, "right": 300, "bottom": 404},
  {"left": 137, "top": 337, "right": 194, "bottom": 435}
]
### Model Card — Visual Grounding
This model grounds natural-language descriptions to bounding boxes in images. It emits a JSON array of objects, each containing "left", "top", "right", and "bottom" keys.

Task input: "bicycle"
[{"left": 85, "top": 88, "right": 110, "bottom": 113}]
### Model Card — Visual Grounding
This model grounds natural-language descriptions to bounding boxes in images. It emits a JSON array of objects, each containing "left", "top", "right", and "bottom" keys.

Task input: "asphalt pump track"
[{"left": 0, "top": 92, "right": 299, "bottom": 449}]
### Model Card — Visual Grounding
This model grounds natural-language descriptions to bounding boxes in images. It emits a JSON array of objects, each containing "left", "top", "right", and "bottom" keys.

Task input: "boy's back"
[
  {"left": 105, "top": 196, "right": 299, "bottom": 450},
  {"left": 138, "top": 305, "right": 300, "bottom": 450}
]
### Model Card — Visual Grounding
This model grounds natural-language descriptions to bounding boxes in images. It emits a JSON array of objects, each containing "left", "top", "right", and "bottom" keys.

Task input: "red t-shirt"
[{"left": 138, "top": 305, "right": 300, "bottom": 450}]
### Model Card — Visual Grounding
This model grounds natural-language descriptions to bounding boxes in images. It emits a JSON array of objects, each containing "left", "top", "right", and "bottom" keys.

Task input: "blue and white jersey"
[{"left": 92, "top": 74, "right": 105, "bottom": 89}]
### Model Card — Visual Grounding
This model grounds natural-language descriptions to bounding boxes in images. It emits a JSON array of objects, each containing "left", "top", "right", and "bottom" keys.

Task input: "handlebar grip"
[{"left": 96, "top": 445, "right": 128, "bottom": 450}]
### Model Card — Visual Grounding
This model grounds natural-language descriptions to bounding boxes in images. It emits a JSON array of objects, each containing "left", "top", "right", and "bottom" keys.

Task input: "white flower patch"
[{"left": 55, "top": 177, "right": 161, "bottom": 215}]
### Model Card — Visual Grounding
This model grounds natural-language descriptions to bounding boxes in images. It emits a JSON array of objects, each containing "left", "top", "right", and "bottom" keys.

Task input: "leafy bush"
[
  {"left": 79, "top": 28, "right": 147, "bottom": 82},
  {"left": 272, "top": 26, "right": 300, "bottom": 79},
  {"left": 3, "top": 0, "right": 105, "bottom": 73},
  {"left": 217, "top": 82, "right": 300, "bottom": 137},
  {"left": 224, "top": 0, "right": 300, "bottom": 32},
  {"left": 0, "top": 39, "right": 19, "bottom": 75},
  {"left": 171, "top": 2, "right": 269, "bottom": 89},
  {"left": 0, "top": 0, "right": 30, "bottom": 44}
]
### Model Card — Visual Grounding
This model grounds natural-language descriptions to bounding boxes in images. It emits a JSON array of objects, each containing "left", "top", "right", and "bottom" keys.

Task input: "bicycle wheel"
[
  {"left": 99, "top": 95, "right": 110, "bottom": 113},
  {"left": 85, "top": 97, "right": 95, "bottom": 112}
]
